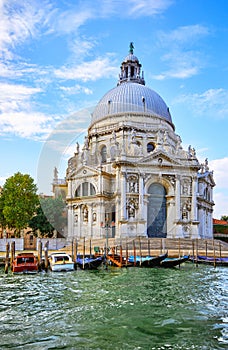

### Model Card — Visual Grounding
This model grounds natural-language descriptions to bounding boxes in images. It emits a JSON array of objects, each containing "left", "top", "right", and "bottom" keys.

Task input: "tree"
[
  {"left": 221, "top": 216, "right": 228, "bottom": 222},
  {"left": 1, "top": 172, "right": 39, "bottom": 236},
  {"left": 29, "top": 196, "right": 66, "bottom": 237}
]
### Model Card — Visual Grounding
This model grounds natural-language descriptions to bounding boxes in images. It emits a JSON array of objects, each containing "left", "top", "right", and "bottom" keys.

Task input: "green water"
[{"left": 0, "top": 263, "right": 227, "bottom": 349}]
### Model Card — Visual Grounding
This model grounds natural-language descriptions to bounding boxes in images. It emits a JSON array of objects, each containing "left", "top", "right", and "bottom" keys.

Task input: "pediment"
[
  {"left": 140, "top": 150, "right": 181, "bottom": 166},
  {"left": 68, "top": 165, "right": 99, "bottom": 180}
]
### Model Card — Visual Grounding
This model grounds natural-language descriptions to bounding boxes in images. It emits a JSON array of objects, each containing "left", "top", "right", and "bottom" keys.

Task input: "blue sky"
[{"left": 0, "top": 0, "right": 228, "bottom": 219}]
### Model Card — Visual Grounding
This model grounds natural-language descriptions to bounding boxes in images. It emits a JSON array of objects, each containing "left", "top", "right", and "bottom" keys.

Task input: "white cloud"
[
  {"left": 0, "top": 1, "right": 51, "bottom": 58},
  {"left": 0, "top": 111, "right": 57, "bottom": 139},
  {"left": 59, "top": 85, "right": 93, "bottom": 95},
  {"left": 54, "top": 57, "right": 118, "bottom": 82},
  {"left": 158, "top": 25, "right": 209, "bottom": 45},
  {"left": 210, "top": 157, "right": 228, "bottom": 219},
  {"left": 174, "top": 89, "right": 228, "bottom": 119},
  {"left": 0, "top": 82, "right": 59, "bottom": 139},
  {"left": 127, "top": 0, "right": 173, "bottom": 17},
  {"left": 154, "top": 25, "right": 210, "bottom": 80},
  {"left": 210, "top": 157, "right": 228, "bottom": 190}
]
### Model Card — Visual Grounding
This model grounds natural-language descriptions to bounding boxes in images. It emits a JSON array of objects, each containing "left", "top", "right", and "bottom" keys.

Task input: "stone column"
[
  {"left": 191, "top": 176, "right": 198, "bottom": 221},
  {"left": 67, "top": 179, "right": 73, "bottom": 198},
  {"left": 120, "top": 171, "right": 127, "bottom": 220},
  {"left": 175, "top": 175, "right": 181, "bottom": 221},
  {"left": 139, "top": 174, "right": 144, "bottom": 220},
  {"left": 67, "top": 204, "right": 74, "bottom": 240},
  {"left": 78, "top": 205, "right": 82, "bottom": 238}
]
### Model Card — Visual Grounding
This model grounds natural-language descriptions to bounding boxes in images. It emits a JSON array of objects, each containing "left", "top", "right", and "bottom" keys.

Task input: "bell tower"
[{"left": 118, "top": 42, "right": 145, "bottom": 86}]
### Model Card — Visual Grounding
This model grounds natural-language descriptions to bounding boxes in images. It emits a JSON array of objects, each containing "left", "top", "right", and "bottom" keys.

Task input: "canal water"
[{"left": 0, "top": 263, "right": 227, "bottom": 350}]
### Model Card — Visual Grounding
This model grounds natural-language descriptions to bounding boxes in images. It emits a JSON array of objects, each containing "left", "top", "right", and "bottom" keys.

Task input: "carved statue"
[
  {"left": 54, "top": 166, "right": 58, "bottom": 180},
  {"left": 76, "top": 142, "right": 79, "bottom": 154},
  {"left": 129, "top": 42, "right": 134, "bottom": 54}
]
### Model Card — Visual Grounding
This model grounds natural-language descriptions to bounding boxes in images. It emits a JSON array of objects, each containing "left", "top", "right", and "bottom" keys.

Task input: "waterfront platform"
[{"left": 1, "top": 238, "right": 227, "bottom": 266}]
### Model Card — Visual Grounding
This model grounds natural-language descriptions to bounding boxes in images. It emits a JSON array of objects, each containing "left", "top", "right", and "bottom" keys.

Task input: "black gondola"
[
  {"left": 128, "top": 252, "right": 168, "bottom": 267},
  {"left": 77, "top": 255, "right": 104, "bottom": 270},
  {"left": 160, "top": 255, "right": 189, "bottom": 268}
]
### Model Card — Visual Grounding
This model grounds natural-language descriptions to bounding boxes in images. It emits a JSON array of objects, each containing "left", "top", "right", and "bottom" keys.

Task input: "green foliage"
[
  {"left": 221, "top": 215, "right": 228, "bottom": 222},
  {"left": 29, "top": 196, "right": 66, "bottom": 237},
  {"left": 0, "top": 172, "right": 39, "bottom": 236}
]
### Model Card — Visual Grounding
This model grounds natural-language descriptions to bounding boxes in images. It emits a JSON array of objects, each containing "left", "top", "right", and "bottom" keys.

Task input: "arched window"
[
  {"left": 101, "top": 145, "right": 107, "bottom": 163},
  {"left": 147, "top": 183, "right": 167, "bottom": 238},
  {"left": 75, "top": 182, "right": 96, "bottom": 197}
]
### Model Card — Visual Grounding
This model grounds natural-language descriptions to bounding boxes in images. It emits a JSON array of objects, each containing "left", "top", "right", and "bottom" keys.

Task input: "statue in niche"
[
  {"left": 129, "top": 181, "right": 136, "bottom": 192},
  {"left": 83, "top": 206, "right": 88, "bottom": 222},
  {"left": 182, "top": 200, "right": 191, "bottom": 221},
  {"left": 127, "top": 198, "right": 138, "bottom": 218},
  {"left": 92, "top": 212, "right": 97, "bottom": 222}
]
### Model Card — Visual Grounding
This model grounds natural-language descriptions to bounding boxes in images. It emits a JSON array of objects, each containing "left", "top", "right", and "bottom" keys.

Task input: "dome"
[
  {"left": 124, "top": 53, "right": 139, "bottom": 62},
  {"left": 91, "top": 82, "right": 173, "bottom": 125}
]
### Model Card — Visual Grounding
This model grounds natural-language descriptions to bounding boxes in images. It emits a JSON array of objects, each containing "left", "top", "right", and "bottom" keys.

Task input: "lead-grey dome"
[{"left": 91, "top": 82, "right": 173, "bottom": 125}]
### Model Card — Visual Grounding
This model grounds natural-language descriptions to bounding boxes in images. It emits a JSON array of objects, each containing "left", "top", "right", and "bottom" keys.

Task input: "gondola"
[
  {"left": 76, "top": 255, "right": 104, "bottom": 270},
  {"left": 128, "top": 252, "right": 168, "bottom": 267},
  {"left": 190, "top": 255, "right": 228, "bottom": 266},
  {"left": 160, "top": 255, "right": 189, "bottom": 268}
]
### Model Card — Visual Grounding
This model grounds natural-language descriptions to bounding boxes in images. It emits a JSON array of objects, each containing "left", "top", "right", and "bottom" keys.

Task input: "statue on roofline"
[{"left": 129, "top": 42, "right": 134, "bottom": 54}]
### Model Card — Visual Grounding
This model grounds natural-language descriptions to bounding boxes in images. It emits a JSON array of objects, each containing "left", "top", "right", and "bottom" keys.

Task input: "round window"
[{"left": 147, "top": 142, "right": 155, "bottom": 153}]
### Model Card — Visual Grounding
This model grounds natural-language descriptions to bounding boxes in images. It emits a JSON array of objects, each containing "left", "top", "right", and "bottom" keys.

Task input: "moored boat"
[
  {"left": 128, "top": 252, "right": 168, "bottom": 267},
  {"left": 49, "top": 252, "right": 75, "bottom": 272},
  {"left": 12, "top": 253, "right": 38, "bottom": 274},
  {"left": 190, "top": 255, "right": 228, "bottom": 266},
  {"left": 160, "top": 255, "right": 189, "bottom": 268},
  {"left": 77, "top": 255, "right": 104, "bottom": 270}
]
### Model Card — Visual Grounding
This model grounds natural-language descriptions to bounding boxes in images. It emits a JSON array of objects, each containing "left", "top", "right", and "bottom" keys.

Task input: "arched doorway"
[{"left": 147, "top": 183, "right": 167, "bottom": 238}]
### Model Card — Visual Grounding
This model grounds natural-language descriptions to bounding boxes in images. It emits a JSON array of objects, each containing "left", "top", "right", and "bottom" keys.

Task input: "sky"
[{"left": 0, "top": 0, "right": 228, "bottom": 219}]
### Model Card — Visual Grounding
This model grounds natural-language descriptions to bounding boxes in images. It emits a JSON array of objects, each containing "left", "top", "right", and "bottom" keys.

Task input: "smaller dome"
[{"left": 124, "top": 54, "right": 139, "bottom": 62}]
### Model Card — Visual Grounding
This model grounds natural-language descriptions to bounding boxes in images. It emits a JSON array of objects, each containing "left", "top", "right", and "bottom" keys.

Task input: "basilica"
[{"left": 53, "top": 43, "right": 215, "bottom": 241}]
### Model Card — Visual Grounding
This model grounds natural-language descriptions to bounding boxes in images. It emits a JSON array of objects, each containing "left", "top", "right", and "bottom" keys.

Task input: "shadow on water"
[{"left": 0, "top": 263, "right": 227, "bottom": 349}]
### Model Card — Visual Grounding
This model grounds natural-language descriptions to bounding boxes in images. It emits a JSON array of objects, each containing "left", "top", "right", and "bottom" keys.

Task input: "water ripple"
[{"left": 0, "top": 265, "right": 227, "bottom": 349}]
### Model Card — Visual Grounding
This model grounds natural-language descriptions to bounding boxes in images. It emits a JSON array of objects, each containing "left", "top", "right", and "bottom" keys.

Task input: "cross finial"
[{"left": 129, "top": 42, "right": 134, "bottom": 54}]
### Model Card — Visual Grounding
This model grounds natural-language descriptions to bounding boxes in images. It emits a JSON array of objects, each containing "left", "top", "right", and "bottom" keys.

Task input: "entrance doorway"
[{"left": 147, "top": 183, "right": 167, "bottom": 238}]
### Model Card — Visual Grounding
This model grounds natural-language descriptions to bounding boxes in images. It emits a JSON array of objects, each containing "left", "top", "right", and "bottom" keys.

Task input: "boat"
[
  {"left": 160, "top": 255, "right": 189, "bottom": 268},
  {"left": 76, "top": 255, "right": 104, "bottom": 270},
  {"left": 12, "top": 253, "right": 38, "bottom": 274},
  {"left": 49, "top": 252, "right": 75, "bottom": 272},
  {"left": 128, "top": 252, "right": 168, "bottom": 267},
  {"left": 190, "top": 255, "right": 228, "bottom": 266}
]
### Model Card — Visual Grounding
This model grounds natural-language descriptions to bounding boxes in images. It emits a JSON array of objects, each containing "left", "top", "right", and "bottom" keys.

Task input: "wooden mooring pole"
[
  {"left": 125, "top": 240, "right": 128, "bottom": 267},
  {"left": 133, "top": 240, "right": 136, "bottom": 267},
  {"left": 10, "top": 241, "right": 15, "bottom": 269},
  {"left": 213, "top": 239, "right": 216, "bottom": 268},
  {"left": 5, "top": 242, "right": 10, "bottom": 274},
  {"left": 44, "top": 241, "right": 49, "bottom": 272},
  {"left": 83, "top": 237, "right": 85, "bottom": 270},
  {"left": 196, "top": 239, "right": 198, "bottom": 267}
]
